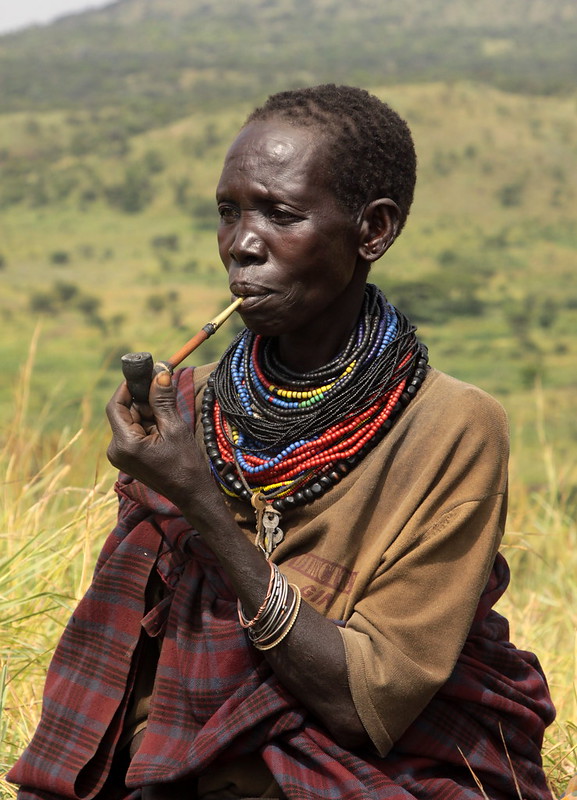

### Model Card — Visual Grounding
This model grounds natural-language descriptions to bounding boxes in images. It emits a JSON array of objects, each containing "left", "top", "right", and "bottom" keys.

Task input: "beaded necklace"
[{"left": 202, "top": 284, "right": 428, "bottom": 552}]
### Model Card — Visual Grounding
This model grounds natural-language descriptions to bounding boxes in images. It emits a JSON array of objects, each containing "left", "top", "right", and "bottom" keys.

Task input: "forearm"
[
  {"left": 264, "top": 597, "right": 368, "bottom": 748},
  {"left": 180, "top": 487, "right": 370, "bottom": 750},
  {"left": 106, "top": 377, "right": 370, "bottom": 749}
]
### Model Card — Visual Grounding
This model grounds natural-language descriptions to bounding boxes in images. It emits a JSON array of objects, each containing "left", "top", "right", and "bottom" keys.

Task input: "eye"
[
  {"left": 218, "top": 204, "right": 239, "bottom": 222},
  {"left": 268, "top": 207, "right": 301, "bottom": 225}
]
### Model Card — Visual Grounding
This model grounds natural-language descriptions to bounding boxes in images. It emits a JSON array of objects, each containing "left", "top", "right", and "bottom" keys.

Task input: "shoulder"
[
  {"left": 413, "top": 368, "right": 509, "bottom": 440},
  {"left": 387, "top": 368, "right": 510, "bottom": 493}
]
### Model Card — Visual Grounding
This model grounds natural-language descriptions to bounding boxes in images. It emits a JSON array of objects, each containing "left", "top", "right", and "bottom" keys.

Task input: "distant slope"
[
  {"left": 0, "top": 0, "right": 575, "bottom": 124},
  {"left": 1, "top": 83, "right": 575, "bottom": 447}
]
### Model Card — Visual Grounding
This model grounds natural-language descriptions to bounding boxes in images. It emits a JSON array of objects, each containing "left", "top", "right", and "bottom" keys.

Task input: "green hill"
[
  {"left": 1, "top": 82, "right": 575, "bottom": 477},
  {"left": 0, "top": 0, "right": 576, "bottom": 486},
  {"left": 0, "top": 0, "right": 576, "bottom": 128}
]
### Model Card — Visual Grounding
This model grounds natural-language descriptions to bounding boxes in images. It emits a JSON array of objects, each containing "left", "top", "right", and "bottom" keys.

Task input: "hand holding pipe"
[{"left": 121, "top": 297, "right": 243, "bottom": 403}]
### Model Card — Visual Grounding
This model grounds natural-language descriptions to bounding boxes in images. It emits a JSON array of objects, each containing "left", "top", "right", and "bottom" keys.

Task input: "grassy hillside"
[
  {"left": 1, "top": 80, "right": 576, "bottom": 483},
  {"left": 0, "top": 0, "right": 575, "bottom": 129}
]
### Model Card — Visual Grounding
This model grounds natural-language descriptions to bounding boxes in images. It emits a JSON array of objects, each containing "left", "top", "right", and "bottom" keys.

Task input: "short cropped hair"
[{"left": 246, "top": 84, "right": 417, "bottom": 234}]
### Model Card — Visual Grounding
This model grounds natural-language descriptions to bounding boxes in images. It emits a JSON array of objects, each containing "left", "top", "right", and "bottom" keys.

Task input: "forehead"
[{"left": 217, "top": 119, "right": 330, "bottom": 195}]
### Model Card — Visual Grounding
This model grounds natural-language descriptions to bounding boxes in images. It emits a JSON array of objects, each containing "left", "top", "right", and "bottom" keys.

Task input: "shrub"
[
  {"left": 497, "top": 181, "right": 525, "bottom": 208},
  {"left": 537, "top": 298, "right": 558, "bottom": 329},
  {"left": 49, "top": 251, "right": 70, "bottom": 266},
  {"left": 173, "top": 177, "right": 192, "bottom": 209},
  {"left": 142, "top": 149, "right": 165, "bottom": 174},
  {"left": 146, "top": 294, "right": 167, "bottom": 313},
  {"left": 106, "top": 164, "right": 154, "bottom": 214},
  {"left": 150, "top": 234, "right": 180, "bottom": 252},
  {"left": 29, "top": 291, "right": 58, "bottom": 315},
  {"left": 53, "top": 281, "right": 79, "bottom": 304},
  {"left": 437, "top": 249, "right": 457, "bottom": 267},
  {"left": 74, "top": 294, "right": 101, "bottom": 318}
]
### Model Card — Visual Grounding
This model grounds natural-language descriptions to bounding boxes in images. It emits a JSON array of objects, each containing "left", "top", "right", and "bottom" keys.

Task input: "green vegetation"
[
  {"left": 0, "top": 0, "right": 576, "bottom": 794},
  {"left": 1, "top": 82, "right": 575, "bottom": 483},
  {"left": 0, "top": 0, "right": 576, "bottom": 128}
]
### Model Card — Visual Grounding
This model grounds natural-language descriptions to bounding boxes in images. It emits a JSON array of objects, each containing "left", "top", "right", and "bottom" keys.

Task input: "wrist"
[{"left": 177, "top": 479, "right": 231, "bottom": 533}]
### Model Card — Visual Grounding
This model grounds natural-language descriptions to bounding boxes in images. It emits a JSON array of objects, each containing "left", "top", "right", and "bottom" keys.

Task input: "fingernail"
[{"left": 156, "top": 370, "right": 172, "bottom": 387}]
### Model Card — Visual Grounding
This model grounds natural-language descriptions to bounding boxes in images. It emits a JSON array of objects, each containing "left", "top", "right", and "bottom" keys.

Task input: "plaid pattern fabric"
[{"left": 8, "top": 368, "right": 555, "bottom": 800}]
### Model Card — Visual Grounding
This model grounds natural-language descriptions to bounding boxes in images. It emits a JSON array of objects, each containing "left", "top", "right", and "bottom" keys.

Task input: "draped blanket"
[{"left": 8, "top": 370, "right": 555, "bottom": 800}]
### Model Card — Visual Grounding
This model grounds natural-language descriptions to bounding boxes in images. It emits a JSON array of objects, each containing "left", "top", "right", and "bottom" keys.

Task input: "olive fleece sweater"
[{"left": 193, "top": 364, "right": 508, "bottom": 757}]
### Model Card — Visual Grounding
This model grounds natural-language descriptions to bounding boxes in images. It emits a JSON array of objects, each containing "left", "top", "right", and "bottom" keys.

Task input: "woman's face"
[{"left": 216, "top": 119, "right": 368, "bottom": 349}]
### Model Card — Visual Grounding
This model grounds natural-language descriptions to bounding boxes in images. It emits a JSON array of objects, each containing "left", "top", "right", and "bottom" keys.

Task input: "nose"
[{"left": 228, "top": 213, "right": 266, "bottom": 267}]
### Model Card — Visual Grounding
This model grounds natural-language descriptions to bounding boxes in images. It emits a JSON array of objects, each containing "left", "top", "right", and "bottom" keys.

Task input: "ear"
[{"left": 358, "top": 199, "right": 401, "bottom": 262}]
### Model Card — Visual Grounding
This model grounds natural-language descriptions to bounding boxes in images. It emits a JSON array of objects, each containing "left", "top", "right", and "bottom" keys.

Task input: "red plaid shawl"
[{"left": 9, "top": 368, "right": 555, "bottom": 800}]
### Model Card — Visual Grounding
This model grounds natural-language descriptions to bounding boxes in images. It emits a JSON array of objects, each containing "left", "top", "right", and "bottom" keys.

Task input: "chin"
[
  {"left": 243, "top": 322, "right": 283, "bottom": 338},
  {"left": 240, "top": 312, "right": 289, "bottom": 338}
]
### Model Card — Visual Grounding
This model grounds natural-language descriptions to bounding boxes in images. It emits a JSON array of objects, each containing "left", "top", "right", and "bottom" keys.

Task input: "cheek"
[{"left": 217, "top": 229, "right": 231, "bottom": 265}]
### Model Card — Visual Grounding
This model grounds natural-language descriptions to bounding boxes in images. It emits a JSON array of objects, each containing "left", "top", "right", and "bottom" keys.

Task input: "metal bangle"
[
  {"left": 254, "top": 585, "right": 302, "bottom": 651},
  {"left": 237, "top": 560, "right": 276, "bottom": 629}
]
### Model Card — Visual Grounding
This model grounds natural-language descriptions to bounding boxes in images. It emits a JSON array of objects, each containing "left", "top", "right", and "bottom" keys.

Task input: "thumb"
[{"left": 147, "top": 367, "right": 180, "bottom": 426}]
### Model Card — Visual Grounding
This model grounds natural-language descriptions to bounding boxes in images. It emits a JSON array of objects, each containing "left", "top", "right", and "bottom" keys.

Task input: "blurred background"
[{"left": 0, "top": 0, "right": 575, "bottom": 794}]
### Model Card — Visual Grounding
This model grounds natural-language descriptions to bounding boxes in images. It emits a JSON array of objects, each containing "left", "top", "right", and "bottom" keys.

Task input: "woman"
[{"left": 8, "top": 85, "right": 555, "bottom": 800}]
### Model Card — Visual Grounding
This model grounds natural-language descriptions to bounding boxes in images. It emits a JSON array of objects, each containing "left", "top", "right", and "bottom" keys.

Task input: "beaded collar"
[{"left": 202, "top": 284, "right": 428, "bottom": 554}]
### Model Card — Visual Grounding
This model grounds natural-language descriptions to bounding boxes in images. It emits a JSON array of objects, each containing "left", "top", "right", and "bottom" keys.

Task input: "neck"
[
  {"left": 277, "top": 274, "right": 369, "bottom": 373},
  {"left": 277, "top": 328, "right": 354, "bottom": 373}
]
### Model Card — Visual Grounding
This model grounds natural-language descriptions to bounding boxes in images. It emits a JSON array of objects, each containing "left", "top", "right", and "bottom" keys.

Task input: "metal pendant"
[
  {"left": 251, "top": 494, "right": 284, "bottom": 556},
  {"left": 262, "top": 507, "right": 284, "bottom": 557}
]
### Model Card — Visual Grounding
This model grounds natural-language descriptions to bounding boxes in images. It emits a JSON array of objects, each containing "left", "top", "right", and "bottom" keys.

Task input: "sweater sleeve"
[{"left": 339, "top": 377, "right": 509, "bottom": 756}]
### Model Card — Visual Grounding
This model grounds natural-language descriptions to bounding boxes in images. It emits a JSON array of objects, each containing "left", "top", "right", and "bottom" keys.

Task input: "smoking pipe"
[{"left": 121, "top": 297, "right": 243, "bottom": 403}]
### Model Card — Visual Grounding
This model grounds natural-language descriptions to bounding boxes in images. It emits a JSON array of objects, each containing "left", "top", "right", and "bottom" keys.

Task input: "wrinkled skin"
[{"left": 217, "top": 120, "right": 399, "bottom": 370}]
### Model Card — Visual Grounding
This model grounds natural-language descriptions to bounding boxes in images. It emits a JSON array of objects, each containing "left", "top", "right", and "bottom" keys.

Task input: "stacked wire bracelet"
[{"left": 238, "top": 561, "right": 301, "bottom": 650}]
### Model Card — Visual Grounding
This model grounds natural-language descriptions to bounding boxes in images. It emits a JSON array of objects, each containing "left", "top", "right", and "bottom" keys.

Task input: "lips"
[
  {"left": 235, "top": 293, "right": 271, "bottom": 311},
  {"left": 230, "top": 282, "right": 274, "bottom": 309}
]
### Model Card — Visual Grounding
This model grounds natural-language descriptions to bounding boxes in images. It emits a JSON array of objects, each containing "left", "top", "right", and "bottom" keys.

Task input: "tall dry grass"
[
  {"left": 0, "top": 336, "right": 117, "bottom": 796},
  {"left": 500, "top": 384, "right": 577, "bottom": 794},
  {"left": 0, "top": 346, "right": 575, "bottom": 798}
]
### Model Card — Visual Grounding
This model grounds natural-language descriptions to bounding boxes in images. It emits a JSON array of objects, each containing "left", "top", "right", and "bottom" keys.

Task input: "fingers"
[
  {"left": 106, "top": 382, "right": 138, "bottom": 434},
  {"left": 106, "top": 382, "right": 147, "bottom": 468},
  {"left": 105, "top": 366, "right": 198, "bottom": 489}
]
